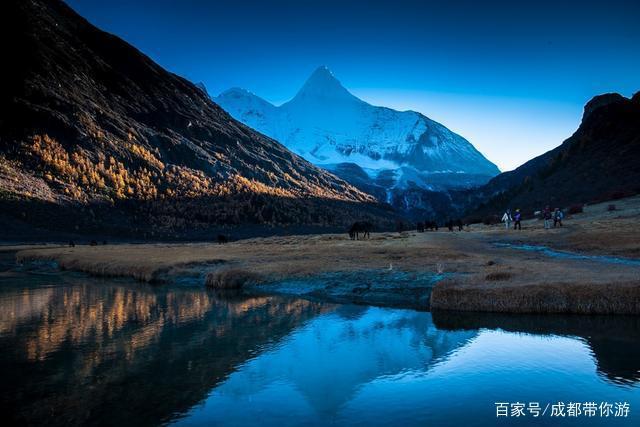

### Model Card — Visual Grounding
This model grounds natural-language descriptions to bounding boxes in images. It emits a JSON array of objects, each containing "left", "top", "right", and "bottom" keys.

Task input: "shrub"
[
  {"left": 568, "top": 204, "right": 584, "bottom": 214},
  {"left": 205, "top": 268, "right": 262, "bottom": 289},
  {"left": 482, "top": 215, "right": 500, "bottom": 225},
  {"left": 590, "top": 189, "right": 636, "bottom": 204},
  {"left": 609, "top": 190, "right": 634, "bottom": 200},
  {"left": 485, "top": 271, "right": 513, "bottom": 281},
  {"left": 464, "top": 216, "right": 483, "bottom": 225}
]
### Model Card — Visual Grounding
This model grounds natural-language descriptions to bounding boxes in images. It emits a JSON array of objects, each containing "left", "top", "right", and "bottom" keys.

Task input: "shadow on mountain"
[
  {"left": 1, "top": 0, "right": 396, "bottom": 239},
  {"left": 0, "top": 194, "right": 395, "bottom": 241},
  {"left": 432, "top": 310, "right": 640, "bottom": 385},
  {"left": 465, "top": 92, "right": 640, "bottom": 220}
]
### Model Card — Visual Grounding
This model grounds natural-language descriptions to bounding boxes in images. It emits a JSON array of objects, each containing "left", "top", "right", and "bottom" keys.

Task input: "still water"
[{"left": 1, "top": 264, "right": 639, "bottom": 426}]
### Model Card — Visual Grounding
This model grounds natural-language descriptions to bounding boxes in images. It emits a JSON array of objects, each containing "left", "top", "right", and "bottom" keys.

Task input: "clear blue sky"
[{"left": 65, "top": 0, "right": 639, "bottom": 171}]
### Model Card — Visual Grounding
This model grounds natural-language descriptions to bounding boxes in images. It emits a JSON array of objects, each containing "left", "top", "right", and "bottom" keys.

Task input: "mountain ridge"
[
  {"left": 215, "top": 66, "right": 500, "bottom": 218},
  {"left": 215, "top": 66, "right": 500, "bottom": 179},
  {"left": 464, "top": 91, "right": 640, "bottom": 220},
  {"left": 0, "top": 0, "right": 395, "bottom": 239}
]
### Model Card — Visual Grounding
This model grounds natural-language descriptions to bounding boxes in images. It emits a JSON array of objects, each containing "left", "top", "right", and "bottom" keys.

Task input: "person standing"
[
  {"left": 513, "top": 209, "right": 522, "bottom": 230},
  {"left": 501, "top": 209, "right": 512, "bottom": 230},
  {"left": 553, "top": 208, "right": 564, "bottom": 227},
  {"left": 543, "top": 206, "right": 552, "bottom": 229}
]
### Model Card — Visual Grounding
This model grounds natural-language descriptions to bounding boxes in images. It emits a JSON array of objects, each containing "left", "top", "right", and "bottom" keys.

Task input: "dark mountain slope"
[
  {"left": 466, "top": 92, "right": 640, "bottom": 219},
  {"left": 0, "top": 0, "right": 393, "bottom": 239}
]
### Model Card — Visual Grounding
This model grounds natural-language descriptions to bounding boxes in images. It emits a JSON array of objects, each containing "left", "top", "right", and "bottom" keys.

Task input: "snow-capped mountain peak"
[
  {"left": 214, "top": 67, "right": 499, "bottom": 200},
  {"left": 285, "top": 66, "right": 362, "bottom": 106}
]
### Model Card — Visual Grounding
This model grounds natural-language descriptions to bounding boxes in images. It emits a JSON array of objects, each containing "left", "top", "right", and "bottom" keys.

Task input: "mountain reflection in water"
[
  {"left": 1, "top": 273, "right": 331, "bottom": 425},
  {"left": 1, "top": 270, "right": 638, "bottom": 426}
]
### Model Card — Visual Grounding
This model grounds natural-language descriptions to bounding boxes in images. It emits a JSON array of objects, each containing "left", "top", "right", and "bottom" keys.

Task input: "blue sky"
[{"left": 66, "top": 0, "right": 639, "bottom": 171}]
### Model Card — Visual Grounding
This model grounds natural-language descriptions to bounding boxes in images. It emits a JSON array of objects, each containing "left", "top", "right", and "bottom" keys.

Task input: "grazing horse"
[
  {"left": 348, "top": 221, "right": 373, "bottom": 240},
  {"left": 424, "top": 220, "right": 438, "bottom": 231},
  {"left": 417, "top": 222, "right": 425, "bottom": 232},
  {"left": 89, "top": 240, "right": 98, "bottom": 246},
  {"left": 217, "top": 234, "right": 228, "bottom": 244},
  {"left": 456, "top": 219, "right": 464, "bottom": 231}
]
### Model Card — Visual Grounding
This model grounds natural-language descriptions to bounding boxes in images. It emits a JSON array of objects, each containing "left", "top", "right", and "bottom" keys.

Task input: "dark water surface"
[{"left": 1, "top": 266, "right": 639, "bottom": 426}]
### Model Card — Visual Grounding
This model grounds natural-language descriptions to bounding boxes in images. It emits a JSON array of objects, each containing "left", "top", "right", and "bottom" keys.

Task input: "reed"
[
  {"left": 485, "top": 271, "right": 513, "bottom": 281},
  {"left": 205, "top": 268, "right": 263, "bottom": 289},
  {"left": 431, "top": 280, "right": 640, "bottom": 314}
]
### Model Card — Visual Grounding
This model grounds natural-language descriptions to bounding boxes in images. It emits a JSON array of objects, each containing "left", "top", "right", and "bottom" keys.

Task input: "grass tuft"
[
  {"left": 205, "top": 268, "right": 263, "bottom": 289},
  {"left": 485, "top": 271, "right": 512, "bottom": 281}
]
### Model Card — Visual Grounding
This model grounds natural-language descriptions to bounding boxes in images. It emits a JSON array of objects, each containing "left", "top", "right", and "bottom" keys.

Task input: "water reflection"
[
  {"left": 189, "top": 305, "right": 476, "bottom": 419},
  {"left": 0, "top": 274, "right": 332, "bottom": 426},
  {"left": 432, "top": 311, "right": 640, "bottom": 385},
  {"left": 1, "top": 271, "right": 639, "bottom": 426}
]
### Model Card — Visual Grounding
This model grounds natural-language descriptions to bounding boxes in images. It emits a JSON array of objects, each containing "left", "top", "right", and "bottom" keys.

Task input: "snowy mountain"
[{"left": 215, "top": 66, "right": 499, "bottom": 202}]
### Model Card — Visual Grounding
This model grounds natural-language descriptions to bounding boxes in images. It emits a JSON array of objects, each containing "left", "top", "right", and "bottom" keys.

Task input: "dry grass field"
[{"left": 12, "top": 196, "right": 640, "bottom": 314}]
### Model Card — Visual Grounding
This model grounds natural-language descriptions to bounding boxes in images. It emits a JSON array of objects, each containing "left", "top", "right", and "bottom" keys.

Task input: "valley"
[{"left": 2, "top": 1, "right": 639, "bottom": 425}]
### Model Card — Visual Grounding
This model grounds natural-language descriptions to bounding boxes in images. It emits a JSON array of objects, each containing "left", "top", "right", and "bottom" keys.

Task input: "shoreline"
[
  {"left": 11, "top": 248, "right": 640, "bottom": 314},
  {"left": 12, "top": 250, "right": 640, "bottom": 314}
]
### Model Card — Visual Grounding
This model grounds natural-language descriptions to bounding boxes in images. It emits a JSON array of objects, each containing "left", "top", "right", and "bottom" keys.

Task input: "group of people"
[
  {"left": 501, "top": 209, "right": 522, "bottom": 230},
  {"left": 543, "top": 206, "right": 564, "bottom": 229},
  {"left": 501, "top": 205, "right": 564, "bottom": 230}
]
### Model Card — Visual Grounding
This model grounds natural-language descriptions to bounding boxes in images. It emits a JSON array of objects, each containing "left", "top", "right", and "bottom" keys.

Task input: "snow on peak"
[
  {"left": 286, "top": 66, "right": 361, "bottom": 105},
  {"left": 218, "top": 87, "right": 254, "bottom": 98},
  {"left": 214, "top": 66, "right": 500, "bottom": 188},
  {"left": 305, "top": 65, "right": 338, "bottom": 86}
]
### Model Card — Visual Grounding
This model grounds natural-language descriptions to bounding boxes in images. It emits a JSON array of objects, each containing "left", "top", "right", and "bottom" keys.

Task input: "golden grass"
[
  {"left": 205, "top": 268, "right": 263, "bottom": 289},
  {"left": 431, "top": 280, "right": 640, "bottom": 314},
  {"left": 13, "top": 195, "right": 640, "bottom": 314},
  {"left": 16, "top": 233, "right": 472, "bottom": 283}
]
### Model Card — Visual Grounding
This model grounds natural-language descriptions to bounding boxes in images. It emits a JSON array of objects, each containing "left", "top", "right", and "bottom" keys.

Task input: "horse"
[
  {"left": 217, "top": 234, "right": 228, "bottom": 244},
  {"left": 348, "top": 221, "right": 373, "bottom": 240},
  {"left": 446, "top": 220, "right": 454, "bottom": 232},
  {"left": 424, "top": 220, "right": 438, "bottom": 231},
  {"left": 416, "top": 222, "right": 425, "bottom": 232}
]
